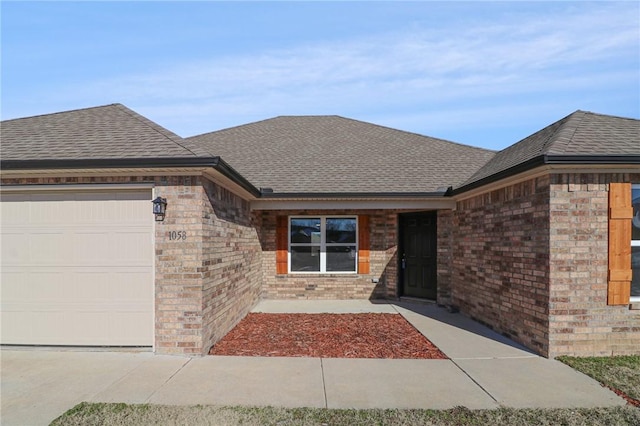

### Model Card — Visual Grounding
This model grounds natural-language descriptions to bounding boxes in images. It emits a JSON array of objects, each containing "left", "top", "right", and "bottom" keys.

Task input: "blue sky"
[{"left": 2, "top": 1, "right": 638, "bottom": 150}]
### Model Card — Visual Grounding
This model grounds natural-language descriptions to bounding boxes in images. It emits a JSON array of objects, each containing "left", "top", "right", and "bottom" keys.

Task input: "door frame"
[{"left": 397, "top": 211, "right": 438, "bottom": 299}]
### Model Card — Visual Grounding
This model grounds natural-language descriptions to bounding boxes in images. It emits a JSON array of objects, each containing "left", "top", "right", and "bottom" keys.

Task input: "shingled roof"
[
  {"left": 0, "top": 103, "right": 209, "bottom": 160},
  {"left": 461, "top": 111, "right": 640, "bottom": 190},
  {"left": 3, "top": 105, "right": 637, "bottom": 197},
  {"left": 187, "top": 116, "right": 495, "bottom": 194}
]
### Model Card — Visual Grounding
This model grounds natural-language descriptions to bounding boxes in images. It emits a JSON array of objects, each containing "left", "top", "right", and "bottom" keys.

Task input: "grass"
[
  {"left": 51, "top": 355, "right": 640, "bottom": 425},
  {"left": 557, "top": 355, "right": 640, "bottom": 401},
  {"left": 50, "top": 404, "right": 640, "bottom": 426}
]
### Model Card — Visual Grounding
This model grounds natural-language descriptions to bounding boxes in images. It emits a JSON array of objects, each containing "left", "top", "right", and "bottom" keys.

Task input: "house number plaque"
[{"left": 169, "top": 231, "right": 187, "bottom": 241}]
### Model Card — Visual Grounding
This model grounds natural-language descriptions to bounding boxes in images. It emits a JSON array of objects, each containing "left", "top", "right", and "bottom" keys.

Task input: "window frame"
[
  {"left": 631, "top": 184, "right": 640, "bottom": 302},
  {"left": 288, "top": 215, "right": 358, "bottom": 274}
]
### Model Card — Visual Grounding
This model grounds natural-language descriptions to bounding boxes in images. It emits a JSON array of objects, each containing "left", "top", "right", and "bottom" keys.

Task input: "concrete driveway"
[{"left": 1, "top": 301, "right": 626, "bottom": 426}]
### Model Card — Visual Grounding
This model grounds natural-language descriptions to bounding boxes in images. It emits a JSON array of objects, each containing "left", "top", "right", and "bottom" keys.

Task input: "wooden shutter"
[
  {"left": 358, "top": 215, "right": 370, "bottom": 274},
  {"left": 608, "top": 183, "right": 633, "bottom": 305},
  {"left": 276, "top": 216, "right": 288, "bottom": 274}
]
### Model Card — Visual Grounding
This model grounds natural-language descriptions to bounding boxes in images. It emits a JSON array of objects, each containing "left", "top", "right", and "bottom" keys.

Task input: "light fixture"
[{"left": 152, "top": 197, "right": 167, "bottom": 221}]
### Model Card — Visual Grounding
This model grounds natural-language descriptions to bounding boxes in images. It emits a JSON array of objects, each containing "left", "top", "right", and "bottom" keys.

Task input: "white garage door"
[{"left": 0, "top": 188, "right": 154, "bottom": 346}]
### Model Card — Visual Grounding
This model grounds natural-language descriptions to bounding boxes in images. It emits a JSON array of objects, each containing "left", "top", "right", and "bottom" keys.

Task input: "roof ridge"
[
  {"left": 186, "top": 116, "right": 283, "bottom": 139},
  {"left": 576, "top": 110, "right": 640, "bottom": 122},
  {"left": 189, "top": 114, "right": 496, "bottom": 154},
  {"left": 532, "top": 111, "right": 581, "bottom": 155},
  {"left": 1, "top": 103, "right": 121, "bottom": 123},
  {"left": 549, "top": 110, "right": 588, "bottom": 154},
  {"left": 114, "top": 104, "right": 204, "bottom": 157},
  {"left": 326, "top": 115, "right": 497, "bottom": 153}
]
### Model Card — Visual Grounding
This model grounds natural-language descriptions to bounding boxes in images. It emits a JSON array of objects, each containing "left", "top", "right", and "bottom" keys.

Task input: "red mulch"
[
  {"left": 209, "top": 313, "right": 447, "bottom": 359},
  {"left": 605, "top": 385, "right": 640, "bottom": 408}
]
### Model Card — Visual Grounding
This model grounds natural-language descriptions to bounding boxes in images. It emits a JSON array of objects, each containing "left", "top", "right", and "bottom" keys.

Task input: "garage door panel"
[
  {"left": 31, "top": 271, "right": 69, "bottom": 301},
  {"left": 29, "top": 198, "right": 71, "bottom": 224},
  {"left": 110, "top": 312, "right": 153, "bottom": 345},
  {"left": 0, "top": 199, "right": 28, "bottom": 224},
  {"left": 0, "top": 189, "right": 153, "bottom": 346},
  {"left": 74, "top": 199, "right": 111, "bottom": 223},
  {"left": 73, "top": 231, "right": 112, "bottom": 264},
  {"left": 3, "top": 229, "right": 72, "bottom": 265},
  {"left": 115, "top": 231, "right": 154, "bottom": 263},
  {"left": 1, "top": 232, "right": 31, "bottom": 264},
  {"left": 73, "top": 271, "right": 111, "bottom": 300},
  {"left": 30, "top": 231, "right": 69, "bottom": 264},
  {"left": 1, "top": 310, "right": 38, "bottom": 343},
  {"left": 110, "top": 271, "right": 153, "bottom": 299}
]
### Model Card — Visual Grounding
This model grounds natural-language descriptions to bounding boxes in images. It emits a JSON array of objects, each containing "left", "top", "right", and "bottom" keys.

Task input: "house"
[{"left": 1, "top": 104, "right": 638, "bottom": 358}]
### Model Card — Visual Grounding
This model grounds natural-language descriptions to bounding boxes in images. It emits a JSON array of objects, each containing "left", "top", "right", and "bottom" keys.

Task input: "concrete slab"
[
  {"left": 253, "top": 299, "right": 399, "bottom": 314},
  {"left": 455, "top": 357, "right": 626, "bottom": 408},
  {"left": 393, "top": 303, "right": 535, "bottom": 359},
  {"left": 148, "top": 356, "right": 326, "bottom": 408},
  {"left": 90, "top": 355, "right": 190, "bottom": 403},
  {"left": 1, "top": 303, "right": 629, "bottom": 424},
  {"left": 322, "top": 358, "right": 499, "bottom": 410},
  {"left": 1, "top": 350, "right": 153, "bottom": 426}
]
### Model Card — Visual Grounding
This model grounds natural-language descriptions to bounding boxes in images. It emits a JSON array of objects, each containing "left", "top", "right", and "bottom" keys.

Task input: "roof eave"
[
  {"left": 452, "top": 154, "right": 640, "bottom": 195},
  {"left": 258, "top": 190, "right": 452, "bottom": 199},
  {"left": 0, "top": 157, "right": 262, "bottom": 198}
]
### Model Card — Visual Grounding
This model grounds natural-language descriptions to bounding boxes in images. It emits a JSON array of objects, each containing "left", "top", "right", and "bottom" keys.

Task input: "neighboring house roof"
[
  {"left": 0, "top": 103, "right": 209, "bottom": 160},
  {"left": 187, "top": 116, "right": 495, "bottom": 195},
  {"left": 460, "top": 111, "right": 640, "bottom": 192}
]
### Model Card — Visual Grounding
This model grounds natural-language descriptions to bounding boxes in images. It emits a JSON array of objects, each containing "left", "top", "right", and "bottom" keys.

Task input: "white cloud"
[{"left": 10, "top": 2, "right": 639, "bottom": 148}]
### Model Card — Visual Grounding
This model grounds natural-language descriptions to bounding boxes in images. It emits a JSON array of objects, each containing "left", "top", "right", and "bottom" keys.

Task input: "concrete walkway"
[{"left": 1, "top": 300, "right": 625, "bottom": 425}]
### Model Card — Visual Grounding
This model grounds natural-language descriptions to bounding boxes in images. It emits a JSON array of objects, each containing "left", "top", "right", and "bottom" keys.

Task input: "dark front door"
[{"left": 400, "top": 212, "right": 437, "bottom": 299}]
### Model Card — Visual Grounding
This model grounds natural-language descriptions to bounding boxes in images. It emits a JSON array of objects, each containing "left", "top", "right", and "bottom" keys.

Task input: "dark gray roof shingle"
[
  {"left": 462, "top": 110, "right": 640, "bottom": 187},
  {"left": 187, "top": 116, "right": 496, "bottom": 194},
  {"left": 0, "top": 104, "right": 209, "bottom": 160},
  {"left": 5, "top": 106, "right": 636, "bottom": 195}
]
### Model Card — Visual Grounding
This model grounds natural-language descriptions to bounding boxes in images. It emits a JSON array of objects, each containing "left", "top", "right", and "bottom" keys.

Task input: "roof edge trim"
[
  {"left": 453, "top": 154, "right": 640, "bottom": 195},
  {"left": 259, "top": 190, "right": 451, "bottom": 199},
  {"left": 0, "top": 157, "right": 261, "bottom": 197}
]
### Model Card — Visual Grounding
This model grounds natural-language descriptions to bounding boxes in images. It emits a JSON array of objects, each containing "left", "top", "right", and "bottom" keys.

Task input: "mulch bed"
[
  {"left": 209, "top": 313, "right": 447, "bottom": 359},
  {"left": 605, "top": 385, "right": 640, "bottom": 408}
]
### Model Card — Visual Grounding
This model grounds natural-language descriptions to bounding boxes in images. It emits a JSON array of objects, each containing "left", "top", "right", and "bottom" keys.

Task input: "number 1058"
[{"left": 169, "top": 231, "right": 187, "bottom": 240}]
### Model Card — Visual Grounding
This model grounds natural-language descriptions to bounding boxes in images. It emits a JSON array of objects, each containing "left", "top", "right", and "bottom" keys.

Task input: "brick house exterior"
[
  {"left": 450, "top": 172, "right": 640, "bottom": 357},
  {"left": 1, "top": 105, "right": 638, "bottom": 358}
]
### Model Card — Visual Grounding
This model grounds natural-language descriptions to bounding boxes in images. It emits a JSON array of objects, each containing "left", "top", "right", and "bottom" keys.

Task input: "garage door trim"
[{"left": 1, "top": 184, "right": 156, "bottom": 348}]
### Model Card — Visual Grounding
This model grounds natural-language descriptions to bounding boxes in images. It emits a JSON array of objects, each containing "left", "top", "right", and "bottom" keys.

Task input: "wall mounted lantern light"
[{"left": 152, "top": 197, "right": 167, "bottom": 221}]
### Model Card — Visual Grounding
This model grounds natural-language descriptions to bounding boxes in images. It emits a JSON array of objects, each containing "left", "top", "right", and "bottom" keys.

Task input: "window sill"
[
  {"left": 276, "top": 273, "right": 361, "bottom": 278},
  {"left": 630, "top": 302, "right": 640, "bottom": 310}
]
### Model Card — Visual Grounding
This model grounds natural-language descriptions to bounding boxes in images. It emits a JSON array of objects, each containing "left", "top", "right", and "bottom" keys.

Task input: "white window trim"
[
  {"left": 631, "top": 184, "right": 640, "bottom": 302},
  {"left": 288, "top": 215, "right": 358, "bottom": 274}
]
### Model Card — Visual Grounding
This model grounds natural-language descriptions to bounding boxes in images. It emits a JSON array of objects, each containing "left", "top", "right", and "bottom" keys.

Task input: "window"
[
  {"left": 631, "top": 184, "right": 640, "bottom": 302},
  {"left": 289, "top": 216, "right": 357, "bottom": 273}
]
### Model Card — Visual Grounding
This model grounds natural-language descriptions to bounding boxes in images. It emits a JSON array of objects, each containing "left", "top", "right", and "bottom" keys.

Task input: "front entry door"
[{"left": 400, "top": 212, "right": 437, "bottom": 299}]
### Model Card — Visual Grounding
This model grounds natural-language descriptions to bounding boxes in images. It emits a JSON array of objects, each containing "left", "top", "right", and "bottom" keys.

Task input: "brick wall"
[
  {"left": 154, "top": 176, "right": 206, "bottom": 355},
  {"left": 452, "top": 176, "right": 552, "bottom": 355},
  {"left": 452, "top": 172, "right": 640, "bottom": 358},
  {"left": 548, "top": 173, "right": 640, "bottom": 357},
  {"left": 1, "top": 175, "right": 263, "bottom": 356},
  {"left": 437, "top": 210, "right": 454, "bottom": 305},
  {"left": 255, "top": 210, "right": 398, "bottom": 299},
  {"left": 256, "top": 209, "right": 454, "bottom": 302},
  {"left": 200, "top": 179, "right": 262, "bottom": 354}
]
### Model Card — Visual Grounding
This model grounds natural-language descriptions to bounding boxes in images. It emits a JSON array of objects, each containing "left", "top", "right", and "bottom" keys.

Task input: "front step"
[{"left": 399, "top": 296, "right": 437, "bottom": 306}]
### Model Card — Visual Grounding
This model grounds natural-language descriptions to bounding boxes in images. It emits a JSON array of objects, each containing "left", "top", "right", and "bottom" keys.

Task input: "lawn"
[
  {"left": 557, "top": 355, "right": 640, "bottom": 405},
  {"left": 51, "top": 355, "right": 640, "bottom": 425},
  {"left": 50, "top": 404, "right": 639, "bottom": 426}
]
